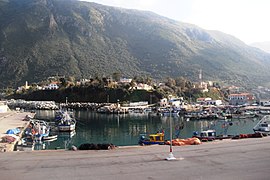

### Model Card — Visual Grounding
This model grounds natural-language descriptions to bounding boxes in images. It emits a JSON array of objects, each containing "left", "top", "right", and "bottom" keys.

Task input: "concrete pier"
[
  {"left": 0, "top": 136, "right": 270, "bottom": 179},
  {"left": 0, "top": 111, "right": 34, "bottom": 152},
  {"left": 0, "top": 111, "right": 270, "bottom": 179}
]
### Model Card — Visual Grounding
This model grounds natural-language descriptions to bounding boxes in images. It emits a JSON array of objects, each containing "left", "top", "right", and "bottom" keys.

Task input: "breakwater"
[{"left": 6, "top": 99, "right": 111, "bottom": 111}]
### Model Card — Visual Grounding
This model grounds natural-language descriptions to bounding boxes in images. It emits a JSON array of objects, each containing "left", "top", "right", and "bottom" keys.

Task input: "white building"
[
  {"left": 133, "top": 83, "right": 153, "bottom": 91},
  {"left": 160, "top": 96, "right": 184, "bottom": 108},
  {"left": 0, "top": 101, "right": 9, "bottom": 113},
  {"left": 119, "top": 78, "right": 132, "bottom": 84},
  {"left": 160, "top": 98, "right": 168, "bottom": 107},
  {"left": 43, "top": 83, "right": 59, "bottom": 90},
  {"left": 205, "top": 100, "right": 223, "bottom": 106},
  {"left": 197, "top": 98, "right": 222, "bottom": 106}
]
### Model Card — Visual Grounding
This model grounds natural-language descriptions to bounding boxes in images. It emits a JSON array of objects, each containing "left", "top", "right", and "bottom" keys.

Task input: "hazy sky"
[{"left": 83, "top": 0, "right": 270, "bottom": 44}]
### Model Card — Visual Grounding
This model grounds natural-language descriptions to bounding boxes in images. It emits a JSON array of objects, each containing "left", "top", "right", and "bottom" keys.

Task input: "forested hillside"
[{"left": 1, "top": 0, "right": 270, "bottom": 88}]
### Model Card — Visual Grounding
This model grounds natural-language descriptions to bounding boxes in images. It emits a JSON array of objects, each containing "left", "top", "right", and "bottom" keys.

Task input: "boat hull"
[
  {"left": 58, "top": 124, "right": 75, "bottom": 132},
  {"left": 139, "top": 140, "right": 165, "bottom": 145}
]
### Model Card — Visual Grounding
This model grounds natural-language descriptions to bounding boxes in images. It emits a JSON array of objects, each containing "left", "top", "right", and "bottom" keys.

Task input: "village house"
[
  {"left": 196, "top": 97, "right": 223, "bottom": 106},
  {"left": 43, "top": 82, "right": 59, "bottom": 90},
  {"left": 259, "top": 99, "right": 270, "bottom": 106},
  {"left": 160, "top": 96, "right": 184, "bottom": 108},
  {"left": 76, "top": 79, "right": 91, "bottom": 86},
  {"left": 159, "top": 98, "right": 168, "bottom": 107},
  {"left": 133, "top": 83, "right": 153, "bottom": 91},
  {"left": 228, "top": 93, "right": 255, "bottom": 105},
  {"left": 193, "top": 81, "right": 209, "bottom": 93},
  {"left": 119, "top": 78, "right": 132, "bottom": 84}
]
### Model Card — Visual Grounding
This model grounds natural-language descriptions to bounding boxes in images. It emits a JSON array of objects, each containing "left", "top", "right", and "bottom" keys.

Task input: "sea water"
[{"left": 34, "top": 110, "right": 260, "bottom": 150}]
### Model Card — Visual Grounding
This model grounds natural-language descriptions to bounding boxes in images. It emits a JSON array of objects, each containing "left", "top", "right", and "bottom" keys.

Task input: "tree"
[
  {"left": 165, "top": 77, "right": 176, "bottom": 88},
  {"left": 129, "top": 80, "right": 136, "bottom": 91},
  {"left": 67, "top": 76, "right": 75, "bottom": 84},
  {"left": 4, "top": 87, "right": 15, "bottom": 96},
  {"left": 145, "top": 76, "right": 152, "bottom": 85},
  {"left": 112, "top": 72, "right": 121, "bottom": 82},
  {"left": 59, "top": 77, "right": 68, "bottom": 87}
]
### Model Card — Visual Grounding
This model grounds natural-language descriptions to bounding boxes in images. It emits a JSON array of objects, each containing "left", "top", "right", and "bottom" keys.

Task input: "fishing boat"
[
  {"left": 55, "top": 110, "right": 74, "bottom": 121},
  {"left": 193, "top": 129, "right": 217, "bottom": 142},
  {"left": 58, "top": 111, "right": 76, "bottom": 132},
  {"left": 138, "top": 132, "right": 165, "bottom": 145},
  {"left": 42, "top": 135, "right": 58, "bottom": 141},
  {"left": 24, "top": 120, "right": 50, "bottom": 142},
  {"left": 253, "top": 115, "right": 270, "bottom": 134},
  {"left": 16, "top": 137, "right": 35, "bottom": 151}
]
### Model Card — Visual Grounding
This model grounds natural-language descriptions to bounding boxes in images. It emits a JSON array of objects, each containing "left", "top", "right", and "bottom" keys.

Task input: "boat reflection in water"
[
  {"left": 35, "top": 110, "right": 260, "bottom": 150},
  {"left": 58, "top": 130, "right": 76, "bottom": 138}
]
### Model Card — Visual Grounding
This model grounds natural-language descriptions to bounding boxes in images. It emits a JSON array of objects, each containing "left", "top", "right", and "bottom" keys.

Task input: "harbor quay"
[
  {"left": 0, "top": 137, "right": 269, "bottom": 180},
  {"left": 0, "top": 111, "right": 270, "bottom": 180},
  {"left": 0, "top": 111, "right": 35, "bottom": 152}
]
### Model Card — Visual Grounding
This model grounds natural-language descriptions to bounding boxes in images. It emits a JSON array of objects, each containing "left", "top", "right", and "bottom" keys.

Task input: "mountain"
[
  {"left": 1, "top": 0, "right": 270, "bottom": 88},
  {"left": 250, "top": 41, "right": 270, "bottom": 54}
]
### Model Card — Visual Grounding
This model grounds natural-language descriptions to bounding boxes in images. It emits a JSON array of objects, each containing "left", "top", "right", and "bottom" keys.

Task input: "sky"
[{"left": 82, "top": 0, "right": 270, "bottom": 44}]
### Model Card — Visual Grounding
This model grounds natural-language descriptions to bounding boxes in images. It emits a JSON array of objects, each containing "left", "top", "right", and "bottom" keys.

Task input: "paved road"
[
  {"left": 0, "top": 137, "right": 270, "bottom": 180},
  {"left": 0, "top": 111, "right": 34, "bottom": 151},
  {"left": 0, "top": 111, "right": 33, "bottom": 135}
]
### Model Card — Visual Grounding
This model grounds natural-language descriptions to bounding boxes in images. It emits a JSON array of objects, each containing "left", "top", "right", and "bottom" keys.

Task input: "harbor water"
[{"left": 35, "top": 110, "right": 261, "bottom": 150}]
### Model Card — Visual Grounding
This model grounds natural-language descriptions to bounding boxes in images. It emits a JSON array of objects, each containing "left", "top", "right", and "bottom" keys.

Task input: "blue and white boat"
[
  {"left": 58, "top": 111, "right": 76, "bottom": 132},
  {"left": 25, "top": 120, "right": 50, "bottom": 142}
]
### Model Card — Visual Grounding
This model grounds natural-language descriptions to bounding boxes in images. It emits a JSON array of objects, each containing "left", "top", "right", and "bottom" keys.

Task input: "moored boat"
[
  {"left": 24, "top": 120, "right": 50, "bottom": 142},
  {"left": 42, "top": 135, "right": 58, "bottom": 141},
  {"left": 58, "top": 111, "right": 76, "bottom": 132},
  {"left": 138, "top": 132, "right": 165, "bottom": 145},
  {"left": 193, "top": 129, "right": 217, "bottom": 142},
  {"left": 253, "top": 115, "right": 270, "bottom": 134}
]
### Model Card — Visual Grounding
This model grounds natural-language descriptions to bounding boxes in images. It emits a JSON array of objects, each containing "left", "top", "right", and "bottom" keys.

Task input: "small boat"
[
  {"left": 253, "top": 115, "right": 270, "bottom": 134},
  {"left": 25, "top": 120, "right": 50, "bottom": 142},
  {"left": 58, "top": 111, "right": 76, "bottom": 132},
  {"left": 42, "top": 135, "right": 58, "bottom": 141},
  {"left": 16, "top": 137, "right": 35, "bottom": 151},
  {"left": 138, "top": 132, "right": 165, "bottom": 145},
  {"left": 193, "top": 129, "right": 217, "bottom": 142},
  {"left": 55, "top": 110, "right": 74, "bottom": 121},
  {"left": 157, "top": 108, "right": 179, "bottom": 117}
]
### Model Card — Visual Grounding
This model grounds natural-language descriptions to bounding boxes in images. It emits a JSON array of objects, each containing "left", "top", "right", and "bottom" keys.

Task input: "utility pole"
[{"left": 166, "top": 103, "right": 176, "bottom": 160}]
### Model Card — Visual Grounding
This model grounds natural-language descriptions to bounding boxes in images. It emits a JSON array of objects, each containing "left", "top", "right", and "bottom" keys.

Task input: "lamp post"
[{"left": 166, "top": 103, "right": 176, "bottom": 160}]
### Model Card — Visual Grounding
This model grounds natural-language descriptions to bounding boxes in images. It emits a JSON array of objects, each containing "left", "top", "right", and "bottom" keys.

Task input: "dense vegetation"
[
  {"left": 1, "top": 0, "right": 270, "bottom": 89},
  {"left": 8, "top": 76, "right": 224, "bottom": 103}
]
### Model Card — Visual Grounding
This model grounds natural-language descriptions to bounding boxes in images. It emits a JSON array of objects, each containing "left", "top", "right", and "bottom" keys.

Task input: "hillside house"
[
  {"left": 228, "top": 93, "right": 255, "bottom": 105},
  {"left": 160, "top": 96, "right": 184, "bottom": 108},
  {"left": 133, "top": 83, "right": 153, "bottom": 91},
  {"left": 43, "top": 82, "right": 59, "bottom": 90},
  {"left": 119, "top": 78, "right": 132, "bottom": 84}
]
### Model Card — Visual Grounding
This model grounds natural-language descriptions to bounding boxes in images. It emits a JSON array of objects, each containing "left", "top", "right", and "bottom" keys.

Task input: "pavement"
[
  {"left": 0, "top": 111, "right": 270, "bottom": 180},
  {"left": 0, "top": 135, "right": 270, "bottom": 179},
  {"left": 0, "top": 111, "right": 34, "bottom": 152}
]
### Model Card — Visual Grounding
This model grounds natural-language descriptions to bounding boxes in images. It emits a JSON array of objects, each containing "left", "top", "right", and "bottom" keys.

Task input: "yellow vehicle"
[{"left": 139, "top": 132, "right": 165, "bottom": 145}]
